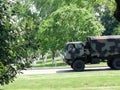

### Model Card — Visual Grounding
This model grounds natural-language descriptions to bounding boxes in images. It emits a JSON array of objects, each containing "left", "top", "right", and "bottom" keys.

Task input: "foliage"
[
  {"left": 0, "top": 0, "right": 40, "bottom": 85},
  {"left": 35, "top": 0, "right": 64, "bottom": 18},
  {"left": 34, "top": 0, "right": 93, "bottom": 19},
  {"left": 96, "top": 7, "right": 119, "bottom": 35},
  {"left": 0, "top": 0, "right": 17, "bottom": 85},
  {"left": 113, "top": 24, "right": 120, "bottom": 35},
  {"left": 35, "top": 0, "right": 115, "bottom": 18},
  {"left": 38, "top": 5, "right": 105, "bottom": 52},
  {"left": 101, "top": 14, "right": 119, "bottom": 35}
]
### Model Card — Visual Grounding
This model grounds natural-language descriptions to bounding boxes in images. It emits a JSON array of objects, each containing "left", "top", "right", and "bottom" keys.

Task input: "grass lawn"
[
  {"left": 1, "top": 70, "right": 120, "bottom": 90},
  {"left": 31, "top": 57, "right": 68, "bottom": 68}
]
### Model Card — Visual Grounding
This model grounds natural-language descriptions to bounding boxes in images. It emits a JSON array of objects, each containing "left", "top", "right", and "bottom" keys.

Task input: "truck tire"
[
  {"left": 107, "top": 60, "right": 114, "bottom": 69},
  {"left": 71, "top": 64, "right": 73, "bottom": 69},
  {"left": 112, "top": 58, "right": 120, "bottom": 70},
  {"left": 72, "top": 60, "right": 85, "bottom": 71}
]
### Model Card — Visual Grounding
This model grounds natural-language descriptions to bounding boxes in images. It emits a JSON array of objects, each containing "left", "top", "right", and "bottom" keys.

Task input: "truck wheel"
[
  {"left": 112, "top": 58, "right": 120, "bottom": 70},
  {"left": 71, "top": 64, "right": 73, "bottom": 69},
  {"left": 72, "top": 60, "right": 85, "bottom": 71},
  {"left": 107, "top": 60, "right": 114, "bottom": 69}
]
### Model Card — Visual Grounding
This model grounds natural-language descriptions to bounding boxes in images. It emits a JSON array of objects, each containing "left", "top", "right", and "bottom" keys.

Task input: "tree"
[
  {"left": 0, "top": 0, "right": 17, "bottom": 85},
  {"left": 34, "top": 0, "right": 92, "bottom": 19},
  {"left": 101, "top": 8, "right": 119, "bottom": 35},
  {"left": 94, "top": 4, "right": 119, "bottom": 35},
  {"left": 38, "top": 5, "right": 105, "bottom": 61},
  {"left": 114, "top": 0, "right": 120, "bottom": 21},
  {"left": 0, "top": 0, "right": 40, "bottom": 85},
  {"left": 113, "top": 24, "right": 120, "bottom": 35}
]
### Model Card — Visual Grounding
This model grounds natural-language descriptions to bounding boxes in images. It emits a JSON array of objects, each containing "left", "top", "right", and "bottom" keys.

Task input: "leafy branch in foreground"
[{"left": 0, "top": 0, "right": 40, "bottom": 85}]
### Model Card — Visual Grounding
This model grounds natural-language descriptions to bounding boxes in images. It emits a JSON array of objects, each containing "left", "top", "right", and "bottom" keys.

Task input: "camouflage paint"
[
  {"left": 87, "top": 35, "right": 120, "bottom": 57},
  {"left": 64, "top": 35, "right": 120, "bottom": 61},
  {"left": 64, "top": 42, "right": 84, "bottom": 60}
]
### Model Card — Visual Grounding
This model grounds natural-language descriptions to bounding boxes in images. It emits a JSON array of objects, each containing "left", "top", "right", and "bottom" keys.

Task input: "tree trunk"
[
  {"left": 114, "top": 0, "right": 120, "bottom": 21},
  {"left": 42, "top": 53, "right": 48, "bottom": 65},
  {"left": 51, "top": 51, "right": 57, "bottom": 66}
]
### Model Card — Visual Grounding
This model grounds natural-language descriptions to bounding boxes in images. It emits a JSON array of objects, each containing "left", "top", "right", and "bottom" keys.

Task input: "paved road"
[{"left": 20, "top": 66, "right": 111, "bottom": 75}]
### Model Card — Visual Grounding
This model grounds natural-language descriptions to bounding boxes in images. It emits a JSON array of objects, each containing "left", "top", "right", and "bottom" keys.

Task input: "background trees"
[{"left": 38, "top": 5, "right": 105, "bottom": 60}]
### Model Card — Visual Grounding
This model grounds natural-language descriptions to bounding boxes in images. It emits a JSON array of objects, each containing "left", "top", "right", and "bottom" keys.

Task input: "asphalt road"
[{"left": 20, "top": 66, "right": 111, "bottom": 75}]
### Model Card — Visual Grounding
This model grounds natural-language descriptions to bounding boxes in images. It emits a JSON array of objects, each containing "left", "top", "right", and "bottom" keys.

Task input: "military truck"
[{"left": 64, "top": 35, "right": 120, "bottom": 71}]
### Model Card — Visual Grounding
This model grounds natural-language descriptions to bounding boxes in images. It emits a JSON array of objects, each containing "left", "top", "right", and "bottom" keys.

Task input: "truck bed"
[{"left": 87, "top": 35, "right": 120, "bottom": 57}]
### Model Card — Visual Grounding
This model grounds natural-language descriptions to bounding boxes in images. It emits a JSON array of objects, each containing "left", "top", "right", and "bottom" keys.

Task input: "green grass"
[
  {"left": 32, "top": 57, "right": 68, "bottom": 68},
  {"left": 1, "top": 70, "right": 120, "bottom": 90}
]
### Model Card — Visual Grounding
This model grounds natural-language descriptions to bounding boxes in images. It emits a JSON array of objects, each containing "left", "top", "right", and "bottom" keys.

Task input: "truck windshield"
[
  {"left": 65, "top": 44, "right": 75, "bottom": 51},
  {"left": 76, "top": 44, "right": 83, "bottom": 49}
]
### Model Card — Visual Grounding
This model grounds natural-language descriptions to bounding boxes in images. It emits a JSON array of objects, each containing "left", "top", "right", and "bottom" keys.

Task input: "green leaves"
[
  {"left": 113, "top": 24, "right": 120, "bottom": 35},
  {"left": 0, "top": 62, "right": 5, "bottom": 77},
  {"left": 0, "top": 62, "right": 17, "bottom": 85},
  {"left": 39, "top": 4, "right": 105, "bottom": 53},
  {"left": 0, "top": 0, "right": 40, "bottom": 85}
]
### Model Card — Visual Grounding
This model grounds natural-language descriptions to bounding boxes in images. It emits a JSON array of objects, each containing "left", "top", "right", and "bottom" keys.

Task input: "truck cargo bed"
[{"left": 87, "top": 35, "right": 120, "bottom": 57}]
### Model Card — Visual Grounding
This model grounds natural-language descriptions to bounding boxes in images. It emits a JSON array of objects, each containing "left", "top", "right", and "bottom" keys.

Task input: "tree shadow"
[{"left": 56, "top": 67, "right": 115, "bottom": 73}]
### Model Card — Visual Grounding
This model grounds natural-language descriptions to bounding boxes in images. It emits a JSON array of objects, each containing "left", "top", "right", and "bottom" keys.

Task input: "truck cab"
[{"left": 64, "top": 42, "right": 85, "bottom": 65}]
